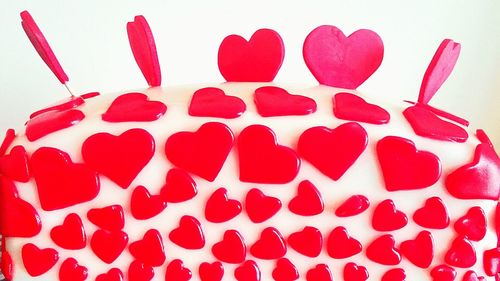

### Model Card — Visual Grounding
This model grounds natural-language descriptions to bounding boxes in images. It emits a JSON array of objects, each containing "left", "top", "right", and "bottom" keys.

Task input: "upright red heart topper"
[
  {"left": 303, "top": 25, "right": 384, "bottom": 89},
  {"left": 218, "top": 28, "right": 284, "bottom": 82},
  {"left": 102, "top": 93, "right": 167, "bottom": 122},
  {"left": 189, "top": 87, "right": 246, "bottom": 119}
]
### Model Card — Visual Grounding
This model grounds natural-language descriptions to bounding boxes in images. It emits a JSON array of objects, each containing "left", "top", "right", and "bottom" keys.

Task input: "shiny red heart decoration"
[
  {"left": 372, "top": 199, "right": 408, "bottom": 231},
  {"left": 189, "top": 87, "right": 246, "bottom": 118},
  {"left": 343, "top": 262, "right": 369, "bottom": 281},
  {"left": 287, "top": 226, "right": 323, "bottom": 258},
  {"left": 29, "top": 96, "right": 85, "bottom": 119},
  {"left": 430, "top": 264, "right": 456, "bottom": 281},
  {"left": 234, "top": 260, "right": 261, "bottom": 281},
  {"left": 326, "top": 226, "right": 362, "bottom": 259},
  {"left": 400, "top": 231, "right": 434, "bottom": 268},
  {"left": 306, "top": 264, "right": 332, "bottom": 281},
  {"left": 205, "top": 188, "right": 242, "bottom": 223},
  {"left": 445, "top": 236, "right": 477, "bottom": 268},
  {"left": 0, "top": 250, "right": 13, "bottom": 281},
  {"left": 254, "top": 86, "right": 317, "bottom": 117},
  {"left": 128, "top": 260, "right": 154, "bottom": 281},
  {"left": 335, "top": 195, "right": 370, "bottom": 217},
  {"left": 169, "top": 215, "right": 205, "bottom": 250},
  {"left": 413, "top": 197, "right": 450, "bottom": 229},
  {"left": 102, "top": 92, "right": 167, "bottom": 122},
  {"left": 130, "top": 185, "right": 166, "bottom": 220},
  {"left": 366, "top": 234, "right": 401, "bottom": 265},
  {"left": 250, "top": 227, "right": 287, "bottom": 260},
  {"left": 212, "top": 230, "right": 246, "bottom": 264},
  {"left": 0, "top": 145, "right": 30, "bottom": 182},
  {"left": 160, "top": 168, "right": 197, "bottom": 203},
  {"left": 59, "top": 258, "right": 87, "bottom": 281},
  {"left": 334, "top": 92, "right": 390, "bottom": 124},
  {"left": 87, "top": 205, "right": 124, "bottom": 231},
  {"left": 483, "top": 247, "right": 500, "bottom": 277},
  {"left": 199, "top": 261, "right": 224, "bottom": 281},
  {"left": 454, "top": 207, "right": 487, "bottom": 241},
  {"left": 272, "top": 258, "right": 299, "bottom": 281},
  {"left": 288, "top": 180, "right": 324, "bottom": 216},
  {"left": 245, "top": 188, "right": 281, "bottom": 223},
  {"left": 129, "top": 229, "right": 165, "bottom": 267},
  {"left": 165, "top": 259, "right": 192, "bottom": 281},
  {"left": 381, "top": 268, "right": 406, "bottom": 281},
  {"left": 96, "top": 268, "right": 124, "bottom": 281},
  {"left": 462, "top": 271, "right": 486, "bottom": 281},
  {"left": 21, "top": 243, "right": 59, "bottom": 277},
  {"left": 26, "top": 109, "right": 85, "bottom": 141},
  {"left": 50, "top": 213, "right": 86, "bottom": 250},
  {"left": 90, "top": 229, "right": 129, "bottom": 264},
  {"left": 0, "top": 129, "right": 15, "bottom": 157}
]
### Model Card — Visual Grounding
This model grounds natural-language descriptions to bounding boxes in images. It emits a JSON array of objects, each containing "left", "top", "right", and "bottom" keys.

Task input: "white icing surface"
[{"left": 3, "top": 82, "right": 497, "bottom": 281}]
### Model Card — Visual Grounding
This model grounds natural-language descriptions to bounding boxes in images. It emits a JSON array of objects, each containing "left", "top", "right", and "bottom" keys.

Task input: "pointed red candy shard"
[
  {"left": 129, "top": 229, "right": 165, "bottom": 267},
  {"left": 90, "top": 229, "right": 128, "bottom": 264},
  {"left": 250, "top": 227, "right": 287, "bottom": 260},
  {"left": 30, "top": 96, "right": 85, "bottom": 119},
  {"left": 0, "top": 129, "right": 16, "bottom": 157},
  {"left": 96, "top": 268, "right": 124, "bottom": 281},
  {"left": 431, "top": 264, "right": 456, "bottom": 281},
  {"left": 254, "top": 86, "right": 317, "bottom": 117},
  {"left": 0, "top": 145, "right": 30, "bottom": 182},
  {"left": 462, "top": 271, "right": 485, "bottom": 281},
  {"left": 455, "top": 207, "right": 487, "bottom": 241},
  {"left": 0, "top": 250, "right": 13, "bottom": 281},
  {"left": 218, "top": 29, "right": 284, "bottom": 82},
  {"left": 205, "top": 188, "right": 241, "bottom": 223},
  {"left": 22, "top": 243, "right": 59, "bottom": 277},
  {"left": 59, "top": 258, "right": 87, "bottom": 281},
  {"left": 413, "top": 197, "right": 450, "bottom": 229},
  {"left": 128, "top": 260, "right": 154, "bottom": 281},
  {"left": 127, "top": 15, "right": 161, "bottom": 87},
  {"left": 334, "top": 92, "right": 390, "bottom": 124},
  {"left": 298, "top": 122, "right": 368, "bottom": 180},
  {"left": 102, "top": 93, "right": 166, "bottom": 122},
  {"left": 272, "top": 258, "right": 299, "bottom": 281},
  {"left": 288, "top": 180, "right": 324, "bottom": 216},
  {"left": 366, "top": 234, "right": 401, "bottom": 265},
  {"left": 87, "top": 205, "right": 124, "bottom": 231},
  {"left": 377, "top": 136, "right": 442, "bottom": 190},
  {"left": 169, "top": 215, "right": 205, "bottom": 249},
  {"left": 343, "top": 262, "right": 369, "bottom": 281},
  {"left": 245, "top": 188, "right": 281, "bottom": 223},
  {"left": 161, "top": 168, "right": 197, "bottom": 203},
  {"left": 165, "top": 259, "right": 192, "bottom": 281},
  {"left": 50, "top": 213, "right": 86, "bottom": 250},
  {"left": 445, "top": 236, "right": 477, "bottom": 268},
  {"left": 166, "top": 122, "right": 234, "bottom": 182},
  {"left": 306, "top": 264, "right": 332, "bottom": 281},
  {"left": 235, "top": 260, "right": 261, "bottom": 281},
  {"left": 483, "top": 247, "right": 500, "bottom": 276},
  {"left": 287, "top": 226, "right": 323, "bottom": 258},
  {"left": 212, "top": 230, "right": 246, "bottom": 264},
  {"left": 335, "top": 194, "right": 370, "bottom": 217},
  {"left": 82, "top": 128, "right": 155, "bottom": 188},
  {"left": 189, "top": 87, "right": 246, "bottom": 119},
  {"left": 199, "top": 261, "right": 224, "bottom": 281},
  {"left": 130, "top": 185, "right": 166, "bottom": 220},
  {"left": 372, "top": 199, "right": 408, "bottom": 231},
  {"left": 26, "top": 109, "right": 85, "bottom": 141},
  {"left": 381, "top": 268, "right": 406, "bottom": 281},
  {"left": 238, "top": 125, "right": 300, "bottom": 184},
  {"left": 81, "top": 92, "right": 100, "bottom": 99},
  {"left": 400, "top": 231, "right": 434, "bottom": 268},
  {"left": 326, "top": 226, "right": 362, "bottom": 259}
]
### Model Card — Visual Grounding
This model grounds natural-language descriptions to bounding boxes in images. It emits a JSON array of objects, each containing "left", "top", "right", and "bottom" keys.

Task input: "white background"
[{"left": 0, "top": 0, "right": 499, "bottom": 147}]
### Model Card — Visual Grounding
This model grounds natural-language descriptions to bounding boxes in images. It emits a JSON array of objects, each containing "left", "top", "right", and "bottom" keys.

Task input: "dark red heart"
[
  {"left": 0, "top": 145, "right": 30, "bottom": 182},
  {"left": 288, "top": 180, "right": 324, "bottom": 216},
  {"left": 102, "top": 92, "right": 167, "bottom": 122},
  {"left": 366, "top": 234, "right": 401, "bottom": 265},
  {"left": 343, "top": 262, "right": 369, "bottom": 281},
  {"left": 160, "top": 168, "right": 197, "bottom": 203},
  {"left": 128, "top": 260, "right": 154, "bottom": 281},
  {"left": 413, "top": 197, "right": 450, "bottom": 229},
  {"left": 26, "top": 109, "right": 85, "bottom": 141},
  {"left": 483, "top": 247, "right": 500, "bottom": 276},
  {"left": 234, "top": 260, "right": 261, "bottom": 281},
  {"left": 372, "top": 199, "right": 408, "bottom": 231},
  {"left": 199, "top": 261, "right": 224, "bottom": 281},
  {"left": 381, "top": 268, "right": 406, "bottom": 281},
  {"left": 445, "top": 236, "right": 476, "bottom": 268},
  {"left": 272, "top": 258, "right": 299, "bottom": 281},
  {"left": 462, "top": 271, "right": 486, "bottom": 281},
  {"left": 326, "top": 226, "right": 362, "bottom": 259},
  {"left": 87, "top": 205, "right": 124, "bottom": 231},
  {"left": 212, "top": 230, "right": 246, "bottom": 264},
  {"left": 306, "top": 264, "right": 332, "bottom": 281},
  {"left": 205, "top": 188, "right": 241, "bottom": 223},
  {"left": 454, "top": 207, "right": 487, "bottom": 241},
  {"left": 130, "top": 185, "right": 166, "bottom": 220},
  {"left": 430, "top": 264, "right": 456, "bottom": 281},
  {"left": 400, "top": 231, "right": 434, "bottom": 268},
  {"left": 250, "top": 227, "right": 286, "bottom": 260},
  {"left": 335, "top": 195, "right": 370, "bottom": 217},
  {"left": 169, "top": 215, "right": 205, "bottom": 249},
  {"left": 287, "top": 226, "right": 323, "bottom": 258},
  {"left": 22, "top": 243, "right": 59, "bottom": 277},
  {"left": 165, "top": 259, "right": 192, "bottom": 281},
  {"left": 129, "top": 229, "right": 165, "bottom": 267},
  {"left": 189, "top": 87, "right": 246, "bottom": 118},
  {"left": 50, "top": 213, "right": 86, "bottom": 250},
  {"left": 333, "top": 92, "right": 390, "bottom": 124},
  {"left": 298, "top": 122, "right": 367, "bottom": 180},
  {"left": 59, "top": 258, "right": 87, "bottom": 281},
  {"left": 96, "top": 268, "right": 124, "bottom": 281},
  {"left": 245, "top": 188, "right": 281, "bottom": 223},
  {"left": 90, "top": 229, "right": 128, "bottom": 264},
  {"left": 254, "top": 86, "right": 316, "bottom": 117}
]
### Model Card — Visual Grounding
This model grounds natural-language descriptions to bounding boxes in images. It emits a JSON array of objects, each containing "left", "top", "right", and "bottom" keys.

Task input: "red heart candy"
[
  {"left": 212, "top": 230, "right": 246, "bottom": 264},
  {"left": 381, "top": 268, "right": 406, "bottom": 281},
  {"left": 87, "top": 205, "right": 124, "bottom": 231},
  {"left": 29, "top": 96, "right": 85, "bottom": 119},
  {"left": 335, "top": 195, "right": 370, "bottom": 217},
  {"left": 218, "top": 29, "right": 284, "bottom": 82},
  {"left": 366, "top": 234, "right": 401, "bottom": 265},
  {"left": 26, "top": 109, "right": 85, "bottom": 141},
  {"left": 128, "top": 260, "right": 154, "bottom": 281},
  {"left": 272, "top": 258, "right": 299, "bottom": 281},
  {"left": 377, "top": 136, "right": 441, "bottom": 191},
  {"left": 0, "top": 145, "right": 30, "bottom": 182},
  {"left": 462, "top": 271, "right": 486, "bottom": 281},
  {"left": 287, "top": 226, "right": 323, "bottom": 258},
  {"left": 189, "top": 87, "right": 246, "bottom": 118},
  {"left": 22, "top": 243, "right": 59, "bottom": 277},
  {"left": 288, "top": 180, "right": 324, "bottom": 216},
  {"left": 169, "top": 215, "right": 205, "bottom": 250},
  {"left": 306, "top": 264, "right": 332, "bottom": 281},
  {"left": 59, "top": 258, "right": 87, "bottom": 281},
  {"left": 96, "top": 268, "right": 124, "bottom": 281},
  {"left": 50, "top": 213, "right": 86, "bottom": 250},
  {"left": 238, "top": 125, "right": 300, "bottom": 184},
  {"left": 166, "top": 122, "right": 234, "bottom": 182},
  {"left": 199, "top": 261, "right": 224, "bottom": 281},
  {"left": 430, "top": 264, "right": 456, "bottom": 281},
  {"left": 413, "top": 197, "right": 450, "bottom": 229},
  {"left": 205, "top": 188, "right": 241, "bottom": 223},
  {"left": 372, "top": 199, "right": 408, "bottom": 231},
  {"left": 0, "top": 129, "right": 15, "bottom": 157},
  {"left": 31, "top": 147, "right": 100, "bottom": 211},
  {"left": 343, "top": 262, "right": 369, "bottom": 281},
  {"left": 445, "top": 236, "right": 476, "bottom": 268},
  {"left": 82, "top": 128, "right": 155, "bottom": 188},
  {"left": 129, "top": 229, "right": 165, "bottom": 267},
  {"left": 326, "top": 226, "right": 362, "bottom": 259},
  {"left": 333, "top": 92, "right": 390, "bottom": 124},
  {"left": 234, "top": 260, "right": 261, "bottom": 281},
  {"left": 400, "top": 231, "right": 434, "bottom": 268},
  {"left": 254, "top": 86, "right": 317, "bottom": 117},
  {"left": 90, "top": 229, "right": 128, "bottom": 264},
  {"left": 130, "top": 185, "right": 166, "bottom": 220},
  {"left": 250, "top": 227, "right": 286, "bottom": 260},
  {"left": 298, "top": 122, "right": 367, "bottom": 180},
  {"left": 483, "top": 247, "right": 500, "bottom": 276},
  {"left": 165, "top": 259, "right": 192, "bottom": 281},
  {"left": 454, "top": 207, "right": 487, "bottom": 241},
  {"left": 0, "top": 250, "right": 13, "bottom": 281},
  {"left": 303, "top": 25, "right": 383, "bottom": 89},
  {"left": 245, "top": 188, "right": 281, "bottom": 223},
  {"left": 160, "top": 168, "right": 197, "bottom": 203},
  {"left": 102, "top": 93, "right": 167, "bottom": 122}
]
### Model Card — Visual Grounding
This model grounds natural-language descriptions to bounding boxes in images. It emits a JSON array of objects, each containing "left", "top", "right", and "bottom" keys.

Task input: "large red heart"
[
  {"left": 333, "top": 92, "right": 390, "bottom": 124},
  {"left": 0, "top": 145, "right": 30, "bottom": 182},
  {"left": 381, "top": 269, "right": 406, "bottom": 281},
  {"left": 343, "top": 262, "right": 369, "bottom": 281},
  {"left": 165, "top": 259, "right": 192, "bottom": 281},
  {"left": 238, "top": 125, "right": 300, "bottom": 184},
  {"left": 189, "top": 87, "right": 246, "bottom": 119},
  {"left": 298, "top": 122, "right": 367, "bottom": 180},
  {"left": 160, "top": 168, "right": 197, "bottom": 203},
  {"left": 287, "top": 226, "right": 323, "bottom": 258},
  {"left": 102, "top": 93, "right": 167, "bottom": 122},
  {"left": 235, "top": 260, "right": 261, "bottom": 281},
  {"left": 372, "top": 199, "right": 408, "bottom": 231},
  {"left": 169, "top": 215, "right": 205, "bottom": 250},
  {"left": 205, "top": 188, "right": 242, "bottom": 223},
  {"left": 250, "top": 227, "right": 287, "bottom": 260},
  {"left": 306, "top": 264, "right": 332, "bottom": 281},
  {"left": 430, "top": 265, "right": 456, "bottom": 281},
  {"left": 26, "top": 109, "right": 85, "bottom": 141},
  {"left": 59, "top": 258, "right": 87, "bottom": 281},
  {"left": 366, "top": 234, "right": 401, "bottom": 265},
  {"left": 128, "top": 260, "right": 154, "bottom": 281},
  {"left": 303, "top": 25, "right": 384, "bottom": 89},
  {"left": 211, "top": 230, "right": 246, "bottom": 264},
  {"left": 90, "top": 229, "right": 129, "bottom": 264},
  {"left": 454, "top": 207, "right": 487, "bottom": 241},
  {"left": 21, "top": 243, "right": 59, "bottom": 277},
  {"left": 445, "top": 236, "right": 476, "bottom": 268},
  {"left": 199, "top": 261, "right": 224, "bottom": 281},
  {"left": 130, "top": 185, "right": 166, "bottom": 220},
  {"left": 288, "top": 180, "right": 324, "bottom": 216},
  {"left": 96, "top": 268, "right": 124, "bottom": 281},
  {"left": 129, "top": 229, "right": 165, "bottom": 267},
  {"left": 50, "top": 213, "right": 86, "bottom": 250},
  {"left": 245, "top": 188, "right": 281, "bottom": 223},
  {"left": 326, "top": 226, "right": 362, "bottom": 259},
  {"left": 377, "top": 136, "right": 441, "bottom": 191},
  {"left": 400, "top": 231, "right": 434, "bottom": 268},
  {"left": 166, "top": 122, "right": 234, "bottom": 182},
  {"left": 254, "top": 86, "right": 317, "bottom": 117},
  {"left": 31, "top": 147, "right": 100, "bottom": 211},
  {"left": 413, "top": 197, "right": 450, "bottom": 229},
  {"left": 335, "top": 195, "right": 370, "bottom": 217},
  {"left": 272, "top": 258, "right": 299, "bottom": 281},
  {"left": 87, "top": 205, "right": 124, "bottom": 231},
  {"left": 218, "top": 29, "right": 284, "bottom": 82}
]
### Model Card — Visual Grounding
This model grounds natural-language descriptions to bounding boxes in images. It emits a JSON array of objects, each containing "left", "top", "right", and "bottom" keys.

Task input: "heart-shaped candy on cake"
[
  {"left": 102, "top": 92, "right": 167, "bottom": 122},
  {"left": 254, "top": 86, "right": 317, "bottom": 117},
  {"left": 189, "top": 87, "right": 246, "bottom": 118}
]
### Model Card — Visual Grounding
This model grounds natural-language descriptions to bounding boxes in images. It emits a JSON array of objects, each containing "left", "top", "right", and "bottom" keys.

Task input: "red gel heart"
[
  {"left": 199, "top": 261, "right": 224, "bottom": 281},
  {"left": 250, "top": 227, "right": 287, "bottom": 260},
  {"left": 59, "top": 258, "right": 87, "bottom": 281},
  {"left": 90, "top": 229, "right": 128, "bottom": 264},
  {"left": 462, "top": 271, "right": 486, "bottom": 281},
  {"left": 287, "top": 226, "right": 323, "bottom": 258},
  {"left": 160, "top": 168, "right": 197, "bottom": 203},
  {"left": 169, "top": 215, "right": 205, "bottom": 250},
  {"left": 334, "top": 92, "right": 390, "bottom": 124},
  {"left": 87, "top": 205, "right": 124, "bottom": 231},
  {"left": 50, "top": 213, "right": 86, "bottom": 250},
  {"left": 245, "top": 188, "right": 281, "bottom": 223},
  {"left": 372, "top": 199, "right": 408, "bottom": 231},
  {"left": 366, "top": 234, "right": 401, "bottom": 265},
  {"left": 21, "top": 243, "right": 59, "bottom": 277},
  {"left": 343, "top": 262, "right": 369, "bottom": 281},
  {"left": 413, "top": 197, "right": 450, "bottom": 229},
  {"left": 445, "top": 236, "right": 477, "bottom": 268},
  {"left": 335, "top": 195, "right": 370, "bottom": 217},
  {"left": 205, "top": 188, "right": 241, "bottom": 223},
  {"left": 235, "top": 260, "right": 261, "bottom": 281},
  {"left": 254, "top": 86, "right": 317, "bottom": 117},
  {"left": 0, "top": 145, "right": 30, "bottom": 182},
  {"left": 26, "top": 109, "right": 85, "bottom": 141},
  {"left": 102, "top": 92, "right": 166, "bottom": 122},
  {"left": 96, "top": 268, "right": 124, "bottom": 281},
  {"left": 130, "top": 185, "right": 166, "bottom": 220},
  {"left": 381, "top": 268, "right": 406, "bottom": 281},
  {"left": 454, "top": 207, "right": 487, "bottom": 241},
  {"left": 400, "top": 231, "right": 434, "bottom": 268},
  {"left": 128, "top": 260, "right": 154, "bottom": 281},
  {"left": 288, "top": 180, "right": 324, "bottom": 216},
  {"left": 272, "top": 258, "right": 299, "bottom": 281},
  {"left": 165, "top": 259, "right": 192, "bottom": 281},
  {"left": 430, "top": 264, "right": 456, "bottom": 281},
  {"left": 326, "top": 226, "right": 362, "bottom": 259},
  {"left": 129, "top": 229, "right": 165, "bottom": 267},
  {"left": 189, "top": 87, "right": 246, "bottom": 118},
  {"left": 212, "top": 230, "right": 246, "bottom": 264},
  {"left": 306, "top": 264, "right": 332, "bottom": 281}
]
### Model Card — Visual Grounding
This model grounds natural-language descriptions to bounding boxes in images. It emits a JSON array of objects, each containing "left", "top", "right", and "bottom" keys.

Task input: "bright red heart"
[
  {"left": 413, "top": 197, "right": 450, "bottom": 229},
  {"left": 59, "top": 258, "right": 87, "bottom": 281},
  {"left": 462, "top": 271, "right": 486, "bottom": 281},
  {"left": 205, "top": 188, "right": 242, "bottom": 223},
  {"left": 287, "top": 226, "right": 323, "bottom": 258},
  {"left": 0, "top": 129, "right": 15, "bottom": 157},
  {"left": 326, "top": 226, "right": 362, "bottom": 259},
  {"left": 381, "top": 268, "right": 406, "bottom": 281},
  {"left": 254, "top": 86, "right": 317, "bottom": 117},
  {"left": 87, "top": 205, "right": 124, "bottom": 231},
  {"left": 333, "top": 92, "right": 390, "bottom": 124},
  {"left": 218, "top": 28, "right": 284, "bottom": 82},
  {"left": 189, "top": 87, "right": 246, "bottom": 118},
  {"left": 430, "top": 264, "right": 456, "bottom": 281},
  {"left": 400, "top": 231, "right": 434, "bottom": 268},
  {"left": 234, "top": 260, "right": 261, "bottom": 281},
  {"left": 96, "top": 268, "right": 124, "bottom": 281},
  {"left": 250, "top": 227, "right": 287, "bottom": 260},
  {"left": 102, "top": 93, "right": 167, "bottom": 122},
  {"left": 483, "top": 247, "right": 500, "bottom": 276},
  {"left": 90, "top": 229, "right": 128, "bottom": 264},
  {"left": 26, "top": 109, "right": 85, "bottom": 141},
  {"left": 335, "top": 195, "right": 370, "bottom": 217},
  {"left": 128, "top": 260, "right": 154, "bottom": 281},
  {"left": 454, "top": 207, "right": 487, "bottom": 241},
  {"left": 211, "top": 230, "right": 246, "bottom": 264},
  {"left": 445, "top": 236, "right": 476, "bottom": 268},
  {"left": 31, "top": 147, "right": 100, "bottom": 211},
  {"left": 238, "top": 125, "right": 300, "bottom": 184},
  {"left": 366, "top": 234, "right": 401, "bottom": 265},
  {"left": 199, "top": 261, "right": 224, "bottom": 281},
  {"left": 22, "top": 243, "right": 59, "bottom": 277},
  {"left": 298, "top": 122, "right": 367, "bottom": 180},
  {"left": 303, "top": 25, "right": 383, "bottom": 89},
  {"left": 288, "top": 180, "right": 324, "bottom": 216},
  {"left": 130, "top": 185, "right": 166, "bottom": 220},
  {"left": 343, "top": 262, "right": 369, "bottom": 281},
  {"left": 272, "top": 258, "right": 299, "bottom": 281},
  {"left": 50, "top": 213, "right": 86, "bottom": 250},
  {"left": 160, "top": 168, "right": 197, "bottom": 203},
  {"left": 166, "top": 122, "right": 234, "bottom": 182},
  {"left": 377, "top": 136, "right": 441, "bottom": 191},
  {"left": 372, "top": 199, "right": 408, "bottom": 231},
  {"left": 306, "top": 264, "right": 332, "bottom": 281},
  {"left": 82, "top": 128, "right": 155, "bottom": 188},
  {"left": 29, "top": 96, "right": 85, "bottom": 119},
  {"left": 0, "top": 250, "right": 13, "bottom": 281},
  {"left": 0, "top": 145, "right": 30, "bottom": 182},
  {"left": 165, "top": 259, "right": 192, "bottom": 281},
  {"left": 129, "top": 229, "right": 165, "bottom": 267},
  {"left": 245, "top": 188, "right": 281, "bottom": 223},
  {"left": 169, "top": 215, "right": 205, "bottom": 249}
]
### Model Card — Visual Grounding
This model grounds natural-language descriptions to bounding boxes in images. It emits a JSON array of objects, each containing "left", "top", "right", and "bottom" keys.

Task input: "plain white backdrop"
[{"left": 0, "top": 0, "right": 499, "bottom": 147}]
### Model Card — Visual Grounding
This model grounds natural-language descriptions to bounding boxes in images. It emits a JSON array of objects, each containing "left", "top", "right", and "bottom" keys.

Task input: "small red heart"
[
  {"left": 128, "top": 260, "right": 154, "bottom": 281},
  {"left": 31, "top": 147, "right": 100, "bottom": 211},
  {"left": 326, "top": 226, "right": 362, "bottom": 259},
  {"left": 96, "top": 268, "right": 124, "bottom": 281},
  {"left": 235, "top": 260, "right": 261, "bottom": 281},
  {"left": 430, "top": 264, "right": 456, "bottom": 281},
  {"left": 29, "top": 96, "right": 85, "bottom": 119},
  {"left": 335, "top": 195, "right": 370, "bottom": 217},
  {"left": 21, "top": 243, "right": 59, "bottom": 277},
  {"left": 400, "top": 231, "right": 434, "bottom": 268},
  {"left": 303, "top": 25, "right": 383, "bottom": 89},
  {"left": 0, "top": 250, "right": 13, "bottom": 281},
  {"left": 288, "top": 180, "right": 324, "bottom": 216},
  {"left": 366, "top": 234, "right": 401, "bottom": 265},
  {"left": 160, "top": 168, "right": 197, "bottom": 203},
  {"left": 50, "top": 213, "right": 86, "bottom": 250},
  {"left": 250, "top": 227, "right": 286, "bottom": 260},
  {"left": 26, "top": 109, "right": 85, "bottom": 141},
  {"left": 87, "top": 205, "right": 124, "bottom": 231},
  {"left": 199, "top": 261, "right": 224, "bottom": 281},
  {"left": 205, "top": 188, "right": 241, "bottom": 223},
  {"left": 82, "top": 128, "right": 155, "bottom": 188},
  {"left": 483, "top": 247, "right": 500, "bottom": 276},
  {"left": 165, "top": 259, "right": 192, "bottom": 281},
  {"left": 238, "top": 125, "right": 300, "bottom": 184},
  {"left": 287, "top": 226, "right": 323, "bottom": 258},
  {"left": 166, "top": 122, "right": 234, "bottom": 182},
  {"left": 272, "top": 258, "right": 299, "bottom": 281},
  {"left": 381, "top": 268, "right": 406, "bottom": 281},
  {"left": 102, "top": 93, "right": 167, "bottom": 122},
  {"left": 445, "top": 236, "right": 476, "bottom": 268},
  {"left": 129, "top": 229, "right": 165, "bottom": 267},
  {"left": 254, "top": 86, "right": 317, "bottom": 117},
  {"left": 169, "top": 215, "right": 205, "bottom": 249},
  {"left": 0, "top": 145, "right": 30, "bottom": 182},
  {"left": 343, "top": 262, "right": 369, "bottom": 281},
  {"left": 218, "top": 29, "right": 284, "bottom": 82},
  {"left": 333, "top": 92, "right": 390, "bottom": 124},
  {"left": 245, "top": 188, "right": 281, "bottom": 223},
  {"left": 59, "top": 258, "right": 87, "bottom": 281},
  {"left": 413, "top": 197, "right": 450, "bottom": 229},
  {"left": 377, "top": 136, "right": 441, "bottom": 191},
  {"left": 306, "top": 264, "right": 332, "bottom": 281},
  {"left": 90, "top": 229, "right": 128, "bottom": 264},
  {"left": 298, "top": 122, "right": 367, "bottom": 180},
  {"left": 462, "top": 271, "right": 486, "bottom": 281},
  {"left": 372, "top": 199, "right": 408, "bottom": 231},
  {"left": 189, "top": 87, "right": 246, "bottom": 118},
  {"left": 130, "top": 185, "right": 166, "bottom": 220},
  {"left": 454, "top": 207, "right": 487, "bottom": 241},
  {"left": 212, "top": 230, "right": 246, "bottom": 264}
]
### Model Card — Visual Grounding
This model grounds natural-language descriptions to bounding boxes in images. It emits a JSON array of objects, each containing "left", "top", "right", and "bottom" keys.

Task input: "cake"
[{"left": 0, "top": 11, "right": 499, "bottom": 281}]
